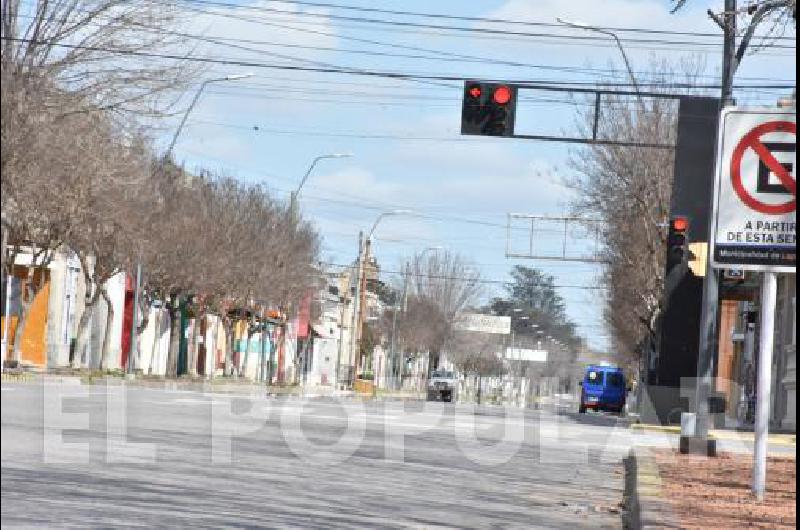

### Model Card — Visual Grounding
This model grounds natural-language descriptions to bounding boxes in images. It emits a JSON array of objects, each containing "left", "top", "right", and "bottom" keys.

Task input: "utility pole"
[
  {"left": 335, "top": 286, "right": 347, "bottom": 390},
  {"left": 398, "top": 261, "right": 411, "bottom": 390},
  {"left": 721, "top": 0, "right": 738, "bottom": 107},
  {"left": 389, "top": 292, "right": 400, "bottom": 390},
  {"left": 693, "top": 0, "right": 737, "bottom": 445},
  {"left": 356, "top": 238, "right": 371, "bottom": 376},
  {"left": 351, "top": 211, "right": 410, "bottom": 381},
  {"left": 349, "top": 232, "right": 364, "bottom": 385}
]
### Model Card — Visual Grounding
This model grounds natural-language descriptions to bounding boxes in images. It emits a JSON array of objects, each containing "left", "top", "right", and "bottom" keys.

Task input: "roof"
[{"left": 586, "top": 364, "right": 623, "bottom": 372}]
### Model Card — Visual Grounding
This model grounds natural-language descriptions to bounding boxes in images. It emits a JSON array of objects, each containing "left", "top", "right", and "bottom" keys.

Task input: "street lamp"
[
  {"left": 295, "top": 154, "right": 352, "bottom": 196},
  {"left": 290, "top": 153, "right": 352, "bottom": 220},
  {"left": 165, "top": 73, "right": 254, "bottom": 158},
  {"left": 556, "top": 18, "right": 642, "bottom": 101},
  {"left": 352, "top": 209, "right": 413, "bottom": 382},
  {"left": 368, "top": 209, "right": 413, "bottom": 241},
  {"left": 127, "top": 73, "right": 252, "bottom": 375}
]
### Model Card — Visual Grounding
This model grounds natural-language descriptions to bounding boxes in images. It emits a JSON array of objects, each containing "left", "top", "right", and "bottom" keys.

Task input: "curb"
[
  {"left": 624, "top": 446, "right": 681, "bottom": 529},
  {"left": 631, "top": 423, "right": 797, "bottom": 446},
  {"left": 1, "top": 372, "right": 37, "bottom": 382}
]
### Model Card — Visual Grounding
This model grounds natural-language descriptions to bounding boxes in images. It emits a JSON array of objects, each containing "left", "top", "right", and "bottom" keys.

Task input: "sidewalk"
[
  {"left": 652, "top": 448, "right": 796, "bottom": 529},
  {"left": 626, "top": 445, "right": 797, "bottom": 529},
  {"left": 1, "top": 372, "right": 371, "bottom": 400}
]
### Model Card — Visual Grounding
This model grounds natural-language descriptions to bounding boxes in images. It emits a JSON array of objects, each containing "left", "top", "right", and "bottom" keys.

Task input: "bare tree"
[
  {"left": 408, "top": 251, "right": 482, "bottom": 322},
  {"left": 448, "top": 331, "right": 504, "bottom": 404},
  {"left": 565, "top": 60, "right": 704, "bottom": 364},
  {"left": 135, "top": 169, "right": 320, "bottom": 378},
  {"left": 2, "top": 0, "right": 192, "bottom": 118},
  {"left": 2, "top": 0, "right": 191, "bottom": 368},
  {"left": 1, "top": 75, "right": 67, "bottom": 362},
  {"left": 1, "top": 74, "right": 146, "bottom": 364},
  {"left": 67, "top": 116, "right": 153, "bottom": 369},
  {"left": 394, "top": 251, "right": 483, "bottom": 371},
  {"left": 671, "top": 0, "right": 795, "bottom": 50}
]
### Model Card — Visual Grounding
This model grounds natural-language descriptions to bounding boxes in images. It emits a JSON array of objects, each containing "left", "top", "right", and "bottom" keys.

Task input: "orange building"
[{"left": 1, "top": 265, "right": 50, "bottom": 367}]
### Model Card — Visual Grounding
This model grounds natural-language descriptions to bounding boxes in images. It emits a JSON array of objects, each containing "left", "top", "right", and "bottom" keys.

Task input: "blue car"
[{"left": 579, "top": 365, "right": 627, "bottom": 415}]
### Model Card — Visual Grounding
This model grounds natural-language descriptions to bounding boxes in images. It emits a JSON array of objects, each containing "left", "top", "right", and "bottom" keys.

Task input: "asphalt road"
[{"left": 1, "top": 381, "right": 635, "bottom": 529}]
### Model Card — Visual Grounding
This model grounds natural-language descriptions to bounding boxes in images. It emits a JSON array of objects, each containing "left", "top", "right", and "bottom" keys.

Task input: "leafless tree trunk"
[
  {"left": 98, "top": 286, "right": 114, "bottom": 371},
  {"left": 166, "top": 297, "right": 181, "bottom": 377},
  {"left": 72, "top": 291, "right": 101, "bottom": 369},
  {"left": 187, "top": 309, "right": 205, "bottom": 378},
  {"left": 223, "top": 317, "right": 234, "bottom": 377},
  {"left": 147, "top": 308, "right": 163, "bottom": 376}
]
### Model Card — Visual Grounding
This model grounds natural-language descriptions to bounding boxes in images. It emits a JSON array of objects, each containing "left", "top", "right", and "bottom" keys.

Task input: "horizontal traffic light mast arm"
[
  {"left": 509, "top": 133, "right": 675, "bottom": 150},
  {"left": 462, "top": 80, "right": 697, "bottom": 147},
  {"left": 507, "top": 82, "right": 686, "bottom": 100},
  {"left": 504, "top": 253, "right": 611, "bottom": 264}
]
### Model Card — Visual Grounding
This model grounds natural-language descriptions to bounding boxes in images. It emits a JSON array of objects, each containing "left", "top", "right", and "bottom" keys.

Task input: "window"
[
  {"left": 586, "top": 371, "right": 604, "bottom": 385},
  {"left": 607, "top": 373, "right": 625, "bottom": 388}
]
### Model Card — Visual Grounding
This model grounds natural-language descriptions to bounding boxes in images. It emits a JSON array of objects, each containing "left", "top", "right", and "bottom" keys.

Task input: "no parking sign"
[{"left": 710, "top": 108, "right": 796, "bottom": 272}]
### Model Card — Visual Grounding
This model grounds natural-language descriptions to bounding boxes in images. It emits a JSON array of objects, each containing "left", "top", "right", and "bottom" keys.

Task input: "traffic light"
[
  {"left": 666, "top": 216, "right": 690, "bottom": 272},
  {"left": 461, "top": 81, "right": 517, "bottom": 137}
]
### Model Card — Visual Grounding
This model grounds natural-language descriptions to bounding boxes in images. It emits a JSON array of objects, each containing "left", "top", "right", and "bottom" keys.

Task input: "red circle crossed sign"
[{"left": 731, "top": 120, "right": 796, "bottom": 215}]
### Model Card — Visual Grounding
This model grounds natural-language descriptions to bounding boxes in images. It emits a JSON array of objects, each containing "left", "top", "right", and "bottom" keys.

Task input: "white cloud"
[
  {"left": 169, "top": 0, "right": 343, "bottom": 145},
  {"left": 187, "top": 0, "right": 338, "bottom": 62},
  {"left": 486, "top": 0, "right": 708, "bottom": 33}
]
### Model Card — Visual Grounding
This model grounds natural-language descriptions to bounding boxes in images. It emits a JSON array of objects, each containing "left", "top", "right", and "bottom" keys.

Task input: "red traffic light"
[
  {"left": 493, "top": 85, "right": 512, "bottom": 105},
  {"left": 468, "top": 86, "right": 482, "bottom": 98},
  {"left": 671, "top": 216, "right": 689, "bottom": 232}
]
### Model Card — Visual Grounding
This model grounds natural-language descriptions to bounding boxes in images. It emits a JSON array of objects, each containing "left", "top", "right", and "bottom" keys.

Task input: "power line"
[
  {"left": 176, "top": 146, "right": 586, "bottom": 239},
  {"left": 194, "top": 0, "right": 795, "bottom": 42},
  {"left": 125, "top": 15, "right": 673, "bottom": 80},
  {"left": 5, "top": 37, "right": 792, "bottom": 91},
  {"left": 179, "top": 0, "right": 797, "bottom": 50},
  {"left": 319, "top": 261, "right": 607, "bottom": 290},
  {"left": 27, "top": 9, "right": 789, "bottom": 86},
  {"left": 118, "top": 8, "right": 794, "bottom": 84},
  {"left": 174, "top": 3, "right": 796, "bottom": 58}
]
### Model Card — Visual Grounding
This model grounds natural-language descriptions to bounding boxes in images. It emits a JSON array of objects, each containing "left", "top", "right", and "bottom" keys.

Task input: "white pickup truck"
[{"left": 426, "top": 370, "right": 457, "bottom": 402}]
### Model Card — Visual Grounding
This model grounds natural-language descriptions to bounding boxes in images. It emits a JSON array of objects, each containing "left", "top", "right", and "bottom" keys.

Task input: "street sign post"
[{"left": 709, "top": 107, "right": 796, "bottom": 499}]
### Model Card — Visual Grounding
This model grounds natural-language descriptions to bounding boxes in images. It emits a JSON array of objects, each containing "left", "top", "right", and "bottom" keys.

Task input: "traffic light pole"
[{"left": 692, "top": 0, "right": 738, "bottom": 447}]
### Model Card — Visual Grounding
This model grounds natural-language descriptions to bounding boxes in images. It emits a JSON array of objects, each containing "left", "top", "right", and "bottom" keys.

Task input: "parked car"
[
  {"left": 427, "top": 370, "right": 456, "bottom": 402},
  {"left": 579, "top": 365, "right": 627, "bottom": 415}
]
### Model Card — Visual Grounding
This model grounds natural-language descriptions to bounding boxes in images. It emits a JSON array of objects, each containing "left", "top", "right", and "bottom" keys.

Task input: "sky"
[{"left": 159, "top": 0, "right": 797, "bottom": 352}]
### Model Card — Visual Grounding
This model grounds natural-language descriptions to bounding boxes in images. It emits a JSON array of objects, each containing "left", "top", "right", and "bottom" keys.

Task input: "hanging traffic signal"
[
  {"left": 461, "top": 81, "right": 517, "bottom": 137},
  {"left": 666, "top": 216, "right": 690, "bottom": 273}
]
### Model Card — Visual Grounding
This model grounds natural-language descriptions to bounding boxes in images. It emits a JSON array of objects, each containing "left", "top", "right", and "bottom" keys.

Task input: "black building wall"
[{"left": 643, "top": 96, "right": 721, "bottom": 423}]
